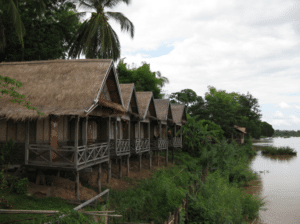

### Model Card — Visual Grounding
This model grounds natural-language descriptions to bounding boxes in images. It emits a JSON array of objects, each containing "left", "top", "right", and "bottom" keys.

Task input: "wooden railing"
[
  {"left": 169, "top": 137, "right": 182, "bottom": 148},
  {"left": 110, "top": 139, "right": 131, "bottom": 156},
  {"left": 130, "top": 139, "right": 141, "bottom": 154},
  {"left": 27, "top": 142, "right": 109, "bottom": 169},
  {"left": 150, "top": 138, "right": 168, "bottom": 150},
  {"left": 116, "top": 139, "right": 130, "bottom": 156},
  {"left": 140, "top": 138, "right": 150, "bottom": 153}
]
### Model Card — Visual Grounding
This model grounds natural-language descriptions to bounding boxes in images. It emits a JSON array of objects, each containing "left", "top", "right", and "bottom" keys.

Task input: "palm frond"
[
  {"left": 77, "top": 0, "right": 95, "bottom": 11},
  {"left": 6, "top": 0, "right": 25, "bottom": 48},
  {"left": 106, "top": 11, "right": 134, "bottom": 38},
  {"left": 103, "top": 0, "right": 131, "bottom": 9}
]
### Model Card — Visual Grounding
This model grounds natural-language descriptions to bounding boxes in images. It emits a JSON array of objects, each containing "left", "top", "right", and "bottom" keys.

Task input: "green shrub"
[
  {"left": 0, "top": 196, "right": 13, "bottom": 209},
  {"left": 261, "top": 146, "right": 297, "bottom": 155},
  {"left": 188, "top": 171, "right": 265, "bottom": 224},
  {"left": 6, "top": 175, "right": 29, "bottom": 195}
]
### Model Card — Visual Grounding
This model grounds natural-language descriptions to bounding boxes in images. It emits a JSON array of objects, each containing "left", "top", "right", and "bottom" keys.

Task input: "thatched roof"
[
  {"left": 154, "top": 99, "right": 173, "bottom": 122},
  {"left": 234, "top": 125, "right": 247, "bottom": 134},
  {"left": 136, "top": 92, "right": 157, "bottom": 120},
  {"left": 0, "top": 59, "right": 125, "bottom": 120},
  {"left": 171, "top": 104, "right": 187, "bottom": 124},
  {"left": 119, "top": 83, "right": 141, "bottom": 118}
]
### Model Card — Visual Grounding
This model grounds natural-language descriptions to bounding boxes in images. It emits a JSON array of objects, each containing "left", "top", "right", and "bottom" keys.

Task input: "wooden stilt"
[
  {"left": 57, "top": 170, "right": 60, "bottom": 177},
  {"left": 107, "top": 160, "right": 111, "bottom": 183},
  {"left": 25, "top": 120, "right": 29, "bottom": 165},
  {"left": 139, "top": 154, "right": 142, "bottom": 171},
  {"left": 157, "top": 151, "right": 159, "bottom": 166},
  {"left": 119, "top": 156, "right": 122, "bottom": 179},
  {"left": 75, "top": 171, "right": 79, "bottom": 200},
  {"left": 98, "top": 164, "right": 101, "bottom": 193},
  {"left": 149, "top": 151, "right": 152, "bottom": 169},
  {"left": 127, "top": 155, "right": 130, "bottom": 177}
]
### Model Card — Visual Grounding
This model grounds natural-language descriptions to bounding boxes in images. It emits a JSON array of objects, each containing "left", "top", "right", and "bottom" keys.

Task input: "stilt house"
[
  {"left": 136, "top": 92, "right": 158, "bottom": 170},
  {"left": 116, "top": 83, "right": 141, "bottom": 177},
  {"left": 233, "top": 125, "right": 246, "bottom": 144},
  {"left": 153, "top": 99, "right": 174, "bottom": 166},
  {"left": 0, "top": 59, "right": 126, "bottom": 199},
  {"left": 170, "top": 104, "right": 188, "bottom": 148}
]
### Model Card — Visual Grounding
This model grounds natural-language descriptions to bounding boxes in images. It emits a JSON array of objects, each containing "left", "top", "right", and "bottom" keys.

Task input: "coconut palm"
[
  {"left": 0, "top": 0, "right": 45, "bottom": 52},
  {"left": 68, "top": 0, "right": 134, "bottom": 61}
]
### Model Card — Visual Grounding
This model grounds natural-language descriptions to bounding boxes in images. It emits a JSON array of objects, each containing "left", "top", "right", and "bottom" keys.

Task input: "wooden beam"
[
  {"left": 172, "top": 148, "right": 175, "bottom": 164},
  {"left": 98, "top": 164, "right": 101, "bottom": 193},
  {"left": 74, "top": 116, "right": 79, "bottom": 170},
  {"left": 139, "top": 154, "right": 142, "bottom": 171},
  {"left": 107, "top": 117, "right": 111, "bottom": 183},
  {"left": 82, "top": 168, "right": 93, "bottom": 173},
  {"left": 119, "top": 156, "right": 122, "bottom": 179},
  {"left": 75, "top": 171, "right": 79, "bottom": 200},
  {"left": 25, "top": 120, "right": 29, "bottom": 165},
  {"left": 107, "top": 159, "right": 111, "bottom": 183},
  {"left": 127, "top": 155, "right": 130, "bottom": 177}
]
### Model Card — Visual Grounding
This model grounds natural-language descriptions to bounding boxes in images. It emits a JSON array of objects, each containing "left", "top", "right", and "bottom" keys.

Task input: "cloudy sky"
[{"left": 81, "top": 0, "right": 300, "bottom": 131}]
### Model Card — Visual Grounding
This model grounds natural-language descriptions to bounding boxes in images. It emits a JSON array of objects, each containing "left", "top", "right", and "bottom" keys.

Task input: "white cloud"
[
  {"left": 290, "top": 115, "right": 300, "bottom": 124},
  {"left": 78, "top": 0, "right": 300, "bottom": 130},
  {"left": 274, "top": 111, "right": 284, "bottom": 118},
  {"left": 271, "top": 119, "right": 291, "bottom": 126},
  {"left": 295, "top": 105, "right": 300, "bottom": 109},
  {"left": 277, "top": 102, "right": 293, "bottom": 108}
]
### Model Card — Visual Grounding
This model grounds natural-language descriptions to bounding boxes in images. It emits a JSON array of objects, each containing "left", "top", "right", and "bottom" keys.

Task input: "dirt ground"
[{"left": 24, "top": 154, "right": 174, "bottom": 201}]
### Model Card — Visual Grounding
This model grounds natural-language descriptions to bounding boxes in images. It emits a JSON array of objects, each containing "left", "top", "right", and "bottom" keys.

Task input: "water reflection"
[{"left": 250, "top": 137, "right": 300, "bottom": 224}]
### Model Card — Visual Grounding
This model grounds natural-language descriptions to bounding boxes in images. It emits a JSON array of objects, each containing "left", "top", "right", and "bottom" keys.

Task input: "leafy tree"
[
  {"left": 169, "top": 89, "right": 206, "bottom": 117},
  {"left": 68, "top": 0, "right": 134, "bottom": 61},
  {"left": 0, "top": 0, "right": 46, "bottom": 53},
  {"left": 117, "top": 59, "right": 169, "bottom": 99},
  {"left": 0, "top": 0, "right": 81, "bottom": 62},
  {"left": 260, "top": 121, "right": 274, "bottom": 137}
]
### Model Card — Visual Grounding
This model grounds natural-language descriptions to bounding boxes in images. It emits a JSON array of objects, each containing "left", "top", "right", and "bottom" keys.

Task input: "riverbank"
[{"left": 0, "top": 141, "right": 266, "bottom": 223}]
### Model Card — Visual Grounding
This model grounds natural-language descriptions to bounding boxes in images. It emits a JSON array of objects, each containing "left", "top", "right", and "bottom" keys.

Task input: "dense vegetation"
[
  {"left": 261, "top": 146, "right": 297, "bottom": 155},
  {"left": 117, "top": 59, "right": 169, "bottom": 99},
  {"left": 170, "top": 87, "right": 275, "bottom": 140},
  {"left": 273, "top": 130, "right": 300, "bottom": 137}
]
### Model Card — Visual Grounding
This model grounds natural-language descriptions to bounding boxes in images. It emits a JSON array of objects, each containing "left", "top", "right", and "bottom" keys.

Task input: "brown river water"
[{"left": 250, "top": 137, "right": 300, "bottom": 224}]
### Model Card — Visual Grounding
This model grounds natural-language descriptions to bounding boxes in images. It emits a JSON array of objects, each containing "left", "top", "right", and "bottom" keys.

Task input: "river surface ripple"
[{"left": 250, "top": 137, "right": 300, "bottom": 224}]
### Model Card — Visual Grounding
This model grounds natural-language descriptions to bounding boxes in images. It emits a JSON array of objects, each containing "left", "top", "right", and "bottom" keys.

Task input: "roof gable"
[
  {"left": 0, "top": 59, "right": 124, "bottom": 120},
  {"left": 154, "top": 99, "right": 173, "bottom": 121},
  {"left": 119, "top": 83, "right": 140, "bottom": 115},
  {"left": 171, "top": 104, "right": 187, "bottom": 124},
  {"left": 136, "top": 92, "right": 157, "bottom": 119}
]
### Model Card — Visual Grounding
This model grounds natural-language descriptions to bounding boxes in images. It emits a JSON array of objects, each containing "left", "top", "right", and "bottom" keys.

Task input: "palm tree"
[
  {"left": 0, "top": 0, "right": 45, "bottom": 52},
  {"left": 68, "top": 0, "right": 134, "bottom": 61}
]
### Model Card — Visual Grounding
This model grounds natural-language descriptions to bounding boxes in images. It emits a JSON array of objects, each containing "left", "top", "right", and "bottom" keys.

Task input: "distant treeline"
[{"left": 273, "top": 130, "right": 300, "bottom": 137}]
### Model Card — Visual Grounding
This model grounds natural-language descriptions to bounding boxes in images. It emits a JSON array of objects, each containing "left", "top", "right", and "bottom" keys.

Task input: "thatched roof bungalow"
[
  {"left": 0, "top": 59, "right": 127, "bottom": 198},
  {"left": 170, "top": 104, "right": 188, "bottom": 148},
  {"left": 233, "top": 125, "right": 247, "bottom": 144}
]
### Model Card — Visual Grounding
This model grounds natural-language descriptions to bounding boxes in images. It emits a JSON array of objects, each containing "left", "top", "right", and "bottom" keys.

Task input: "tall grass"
[{"left": 261, "top": 146, "right": 297, "bottom": 155}]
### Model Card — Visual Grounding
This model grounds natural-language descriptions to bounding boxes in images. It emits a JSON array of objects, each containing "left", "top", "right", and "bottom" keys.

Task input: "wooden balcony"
[
  {"left": 27, "top": 142, "right": 109, "bottom": 171},
  {"left": 140, "top": 138, "right": 150, "bottom": 153},
  {"left": 130, "top": 139, "right": 141, "bottom": 154},
  {"left": 109, "top": 139, "right": 130, "bottom": 157},
  {"left": 150, "top": 138, "right": 168, "bottom": 151},
  {"left": 168, "top": 137, "right": 182, "bottom": 148}
]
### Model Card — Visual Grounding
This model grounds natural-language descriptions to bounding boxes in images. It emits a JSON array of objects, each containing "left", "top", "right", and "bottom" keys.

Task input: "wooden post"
[
  {"left": 114, "top": 119, "right": 117, "bottom": 155},
  {"left": 74, "top": 116, "right": 79, "bottom": 170},
  {"left": 98, "top": 164, "right": 101, "bottom": 193},
  {"left": 107, "top": 160, "right": 111, "bottom": 183},
  {"left": 75, "top": 171, "right": 80, "bottom": 200},
  {"left": 119, "top": 156, "right": 122, "bottom": 179},
  {"left": 25, "top": 120, "right": 29, "bottom": 165},
  {"left": 149, "top": 151, "right": 152, "bottom": 169},
  {"left": 107, "top": 117, "right": 111, "bottom": 183},
  {"left": 83, "top": 117, "right": 88, "bottom": 166},
  {"left": 139, "top": 154, "right": 142, "bottom": 171},
  {"left": 127, "top": 155, "right": 130, "bottom": 177},
  {"left": 57, "top": 170, "right": 60, "bottom": 177},
  {"left": 180, "top": 125, "right": 183, "bottom": 147}
]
